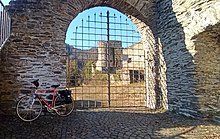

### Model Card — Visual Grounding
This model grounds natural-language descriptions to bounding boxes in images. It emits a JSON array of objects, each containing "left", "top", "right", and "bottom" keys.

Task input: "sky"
[
  {"left": 1, "top": 0, "right": 141, "bottom": 49},
  {"left": 66, "top": 7, "right": 141, "bottom": 49},
  {"left": 1, "top": 0, "right": 10, "bottom": 5}
]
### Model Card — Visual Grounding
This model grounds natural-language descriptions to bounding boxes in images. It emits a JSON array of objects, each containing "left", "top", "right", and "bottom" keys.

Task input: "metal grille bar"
[{"left": 0, "top": 1, "right": 11, "bottom": 49}]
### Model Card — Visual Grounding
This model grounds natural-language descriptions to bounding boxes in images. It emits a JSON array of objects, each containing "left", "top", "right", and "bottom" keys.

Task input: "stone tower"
[{"left": 95, "top": 41, "right": 122, "bottom": 73}]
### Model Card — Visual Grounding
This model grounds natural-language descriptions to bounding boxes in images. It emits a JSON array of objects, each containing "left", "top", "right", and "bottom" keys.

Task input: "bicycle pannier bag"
[{"left": 58, "top": 90, "right": 72, "bottom": 104}]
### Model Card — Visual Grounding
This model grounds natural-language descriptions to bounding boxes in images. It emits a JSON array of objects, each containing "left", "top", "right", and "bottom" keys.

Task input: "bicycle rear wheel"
[
  {"left": 16, "top": 95, "right": 42, "bottom": 122},
  {"left": 55, "top": 96, "right": 74, "bottom": 116}
]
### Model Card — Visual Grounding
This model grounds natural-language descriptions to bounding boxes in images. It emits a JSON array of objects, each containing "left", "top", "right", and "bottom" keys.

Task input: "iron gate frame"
[{"left": 67, "top": 9, "right": 147, "bottom": 109}]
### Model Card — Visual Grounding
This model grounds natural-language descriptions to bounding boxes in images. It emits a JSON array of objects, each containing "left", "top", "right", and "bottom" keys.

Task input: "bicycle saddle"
[
  {"left": 31, "top": 79, "right": 39, "bottom": 87},
  {"left": 51, "top": 84, "right": 60, "bottom": 88}
]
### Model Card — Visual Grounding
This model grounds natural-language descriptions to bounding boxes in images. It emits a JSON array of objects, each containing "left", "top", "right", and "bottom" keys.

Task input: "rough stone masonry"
[{"left": 0, "top": 0, "right": 219, "bottom": 119}]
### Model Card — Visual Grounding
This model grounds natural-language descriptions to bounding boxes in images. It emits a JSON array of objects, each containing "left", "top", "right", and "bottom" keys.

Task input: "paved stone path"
[{"left": 0, "top": 110, "right": 220, "bottom": 139}]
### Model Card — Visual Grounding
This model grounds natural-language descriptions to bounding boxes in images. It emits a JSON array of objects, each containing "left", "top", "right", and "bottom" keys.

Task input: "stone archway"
[
  {"left": 58, "top": 0, "right": 163, "bottom": 109},
  {"left": 50, "top": 0, "right": 165, "bottom": 110},
  {"left": 193, "top": 23, "right": 220, "bottom": 116},
  {"left": 45, "top": 0, "right": 162, "bottom": 110}
]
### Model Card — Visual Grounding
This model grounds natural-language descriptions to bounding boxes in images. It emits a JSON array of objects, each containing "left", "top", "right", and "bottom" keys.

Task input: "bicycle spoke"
[
  {"left": 55, "top": 96, "right": 74, "bottom": 116},
  {"left": 16, "top": 96, "right": 42, "bottom": 122}
]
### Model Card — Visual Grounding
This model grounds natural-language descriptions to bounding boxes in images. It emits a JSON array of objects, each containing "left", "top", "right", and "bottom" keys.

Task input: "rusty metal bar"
[{"left": 106, "top": 11, "right": 111, "bottom": 108}]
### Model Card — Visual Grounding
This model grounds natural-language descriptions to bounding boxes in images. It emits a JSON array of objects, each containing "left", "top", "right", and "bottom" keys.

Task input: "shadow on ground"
[{"left": 0, "top": 110, "right": 219, "bottom": 139}]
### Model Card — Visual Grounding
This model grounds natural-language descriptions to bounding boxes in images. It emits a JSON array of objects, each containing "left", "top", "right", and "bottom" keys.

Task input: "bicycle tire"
[
  {"left": 54, "top": 96, "right": 74, "bottom": 116},
  {"left": 16, "top": 95, "right": 42, "bottom": 122}
]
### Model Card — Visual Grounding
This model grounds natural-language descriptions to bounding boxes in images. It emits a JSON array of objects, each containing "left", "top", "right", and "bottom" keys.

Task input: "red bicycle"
[{"left": 16, "top": 79, "right": 74, "bottom": 122}]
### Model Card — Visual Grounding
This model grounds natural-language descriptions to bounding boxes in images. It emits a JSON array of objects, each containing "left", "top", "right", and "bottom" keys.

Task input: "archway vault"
[
  {"left": 55, "top": 0, "right": 165, "bottom": 109},
  {"left": 62, "top": 0, "right": 165, "bottom": 109}
]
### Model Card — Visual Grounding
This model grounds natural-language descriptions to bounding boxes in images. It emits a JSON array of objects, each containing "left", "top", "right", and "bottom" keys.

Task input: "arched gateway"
[{"left": 0, "top": 0, "right": 219, "bottom": 119}]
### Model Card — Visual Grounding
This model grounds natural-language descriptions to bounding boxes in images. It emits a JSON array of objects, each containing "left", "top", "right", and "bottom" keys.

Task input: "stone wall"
[
  {"left": 0, "top": 0, "right": 67, "bottom": 113},
  {"left": 156, "top": 0, "right": 220, "bottom": 117},
  {"left": 0, "top": 0, "right": 220, "bottom": 118}
]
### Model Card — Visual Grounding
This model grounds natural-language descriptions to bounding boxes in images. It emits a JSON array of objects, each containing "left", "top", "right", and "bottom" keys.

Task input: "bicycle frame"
[
  {"left": 16, "top": 79, "right": 74, "bottom": 122},
  {"left": 33, "top": 88, "right": 59, "bottom": 109}
]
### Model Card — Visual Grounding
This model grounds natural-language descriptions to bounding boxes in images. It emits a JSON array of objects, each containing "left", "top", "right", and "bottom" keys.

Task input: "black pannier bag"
[{"left": 58, "top": 90, "right": 72, "bottom": 104}]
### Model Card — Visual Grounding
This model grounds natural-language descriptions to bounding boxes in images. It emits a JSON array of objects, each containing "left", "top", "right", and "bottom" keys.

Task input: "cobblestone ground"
[{"left": 0, "top": 109, "right": 220, "bottom": 139}]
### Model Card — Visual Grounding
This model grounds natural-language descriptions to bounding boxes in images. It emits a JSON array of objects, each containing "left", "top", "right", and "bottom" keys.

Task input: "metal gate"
[{"left": 67, "top": 10, "right": 146, "bottom": 109}]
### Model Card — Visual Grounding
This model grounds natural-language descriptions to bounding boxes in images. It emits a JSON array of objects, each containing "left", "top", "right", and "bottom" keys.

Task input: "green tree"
[
  {"left": 67, "top": 60, "right": 82, "bottom": 87},
  {"left": 84, "top": 60, "right": 95, "bottom": 81}
]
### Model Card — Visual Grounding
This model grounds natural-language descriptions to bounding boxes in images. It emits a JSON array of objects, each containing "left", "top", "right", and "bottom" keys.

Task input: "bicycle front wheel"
[
  {"left": 55, "top": 96, "right": 74, "bottom": 116},
  {"left": 16, "top": 95, "right": 42, "bottom": 122}
]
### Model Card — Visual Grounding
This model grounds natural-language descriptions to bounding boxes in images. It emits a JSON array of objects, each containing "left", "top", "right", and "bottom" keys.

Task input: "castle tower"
[{"left": 95, "top": 41, "right": 122, "bottom": 73}]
